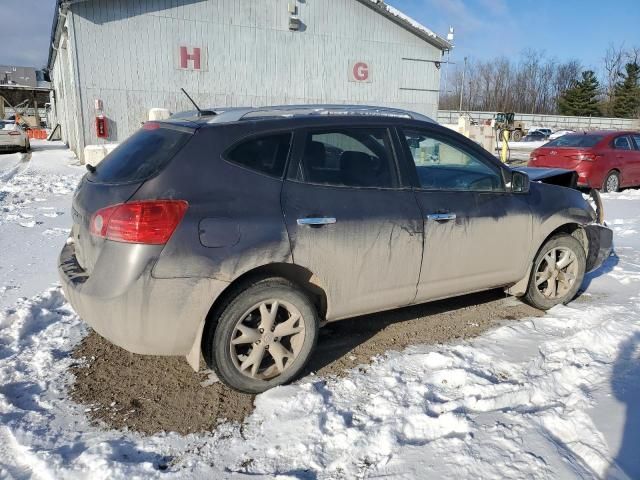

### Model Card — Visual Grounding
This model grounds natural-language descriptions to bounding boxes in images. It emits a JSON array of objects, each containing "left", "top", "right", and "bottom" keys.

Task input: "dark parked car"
[
  {"left": 59, "top": 105, "right": 612, "bottom": 393},
  {"left": 522, "top": 130, "right": 549, "bottom": 142},
  {"left": 529, "top": 131, "right": 640, "bottom": 192}
]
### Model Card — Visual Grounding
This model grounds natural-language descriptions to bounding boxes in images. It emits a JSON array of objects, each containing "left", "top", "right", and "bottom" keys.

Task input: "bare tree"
[{"left": 439, "top": 50, "right": 583, "bottom": 114}]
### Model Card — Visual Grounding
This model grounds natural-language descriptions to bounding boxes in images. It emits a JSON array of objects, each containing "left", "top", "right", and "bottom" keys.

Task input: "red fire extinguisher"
[{"left": 96, "top": 114, "right": 108, "bottom": 139}]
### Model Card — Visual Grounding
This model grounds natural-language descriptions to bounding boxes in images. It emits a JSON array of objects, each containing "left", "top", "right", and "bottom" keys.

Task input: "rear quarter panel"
[{"left": 134, "top": 124, "right": 293, "bottom": 281}]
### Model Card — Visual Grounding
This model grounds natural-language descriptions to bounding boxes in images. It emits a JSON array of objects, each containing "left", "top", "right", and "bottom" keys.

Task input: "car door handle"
[
  {"left": 297, "top": 217, "right": 337, "bottom": 226},
  {"left": 426, "top": 213, "right": 457, "bottom": 222}
]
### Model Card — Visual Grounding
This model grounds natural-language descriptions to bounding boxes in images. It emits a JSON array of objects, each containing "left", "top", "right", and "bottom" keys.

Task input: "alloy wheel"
[
  {"left": 230, "top": 300, "right": 306, "bottom": 380},
  {"left": 534, "top": 247, "right": 579, "bottom": 299},
  {"left": 606, "top": 174, "right": 619, "bottom": 193}
]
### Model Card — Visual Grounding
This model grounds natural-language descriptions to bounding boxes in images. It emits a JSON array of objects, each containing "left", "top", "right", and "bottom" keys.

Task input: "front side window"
[
  {"left": 613, "top": 136, "right": 633, "bottom": 150},
  {"left": 402, "top": 130, "right": 503, "bottom": 192},
  {"left": 298, "top": 128, "right": 395, "bottom": 188},
  {"left": 225, "top": 133, "right": 292, "bottom": 177}
]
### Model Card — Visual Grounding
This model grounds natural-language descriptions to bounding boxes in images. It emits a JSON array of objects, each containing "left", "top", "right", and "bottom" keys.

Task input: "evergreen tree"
[
  {"left": 611, "top": 62, "right": 640, "bottom": 118},
  {"left": 558, "top": 70, "right": 601, "bottom": 116}
]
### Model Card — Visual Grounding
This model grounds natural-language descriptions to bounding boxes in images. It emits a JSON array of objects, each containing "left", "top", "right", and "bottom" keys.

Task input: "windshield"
[{"left": 545, "top": 135, "right": 604, "bottom": 148}]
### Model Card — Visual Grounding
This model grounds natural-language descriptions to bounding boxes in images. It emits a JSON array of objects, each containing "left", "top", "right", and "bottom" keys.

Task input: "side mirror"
[{"left": 511, "top": 170, "right": 530, "bottom": 193}]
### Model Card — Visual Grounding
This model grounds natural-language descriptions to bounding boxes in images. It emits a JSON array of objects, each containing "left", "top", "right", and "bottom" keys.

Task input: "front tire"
[
  {"left": 511, "top": 130, "right": 523, "bottom": 142},
  {"left": 602, "top": 170, "right": 620, "bottom": 193},
  {"left": 203, "top": 277, "right": 319, "bottom": 393},
  {"left": 523, "top": 234, "right": 586, "bottom": 310}
]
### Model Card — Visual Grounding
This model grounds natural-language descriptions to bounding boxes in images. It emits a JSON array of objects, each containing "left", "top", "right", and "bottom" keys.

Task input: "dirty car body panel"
[{"left": 58, "top": 105, "right": 613, "bottom": 375}]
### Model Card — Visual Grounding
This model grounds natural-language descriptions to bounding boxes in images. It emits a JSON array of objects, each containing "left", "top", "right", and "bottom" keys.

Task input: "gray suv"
[{"left": 59, "top": 105, "right": 612, "bottom": 393}]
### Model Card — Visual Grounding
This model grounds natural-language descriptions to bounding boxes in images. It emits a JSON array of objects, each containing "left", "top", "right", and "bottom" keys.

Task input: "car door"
[
  {"left": 629, "top": 134, "right": 640, "bottom": 186},
  {"left": 611, "top": 135, "right": 635, "bottom": 186},
  {"left": 397, "top": 126, "right": 533, "bottom": 302},
  {"left": 281, "top": 125, "right": 424, "bottom": 321}
]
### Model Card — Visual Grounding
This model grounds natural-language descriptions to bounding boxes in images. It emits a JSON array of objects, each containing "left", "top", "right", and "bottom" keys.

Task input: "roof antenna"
[{"left": 181, "top": 88, "right": 215, "bottom": 117}]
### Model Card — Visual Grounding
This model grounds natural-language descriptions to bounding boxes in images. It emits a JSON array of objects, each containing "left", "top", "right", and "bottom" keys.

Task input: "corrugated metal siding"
[{"left": 57, "top": 0, "right": 441, "bottom": 154}]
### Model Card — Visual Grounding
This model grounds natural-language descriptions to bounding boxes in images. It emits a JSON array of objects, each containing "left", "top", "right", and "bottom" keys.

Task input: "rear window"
[
  {"left": 90, "top": 124, "right": 192, "bottom": 184},
  {"left": 545, "top": 134, "right": 604, "bottom": 148}
]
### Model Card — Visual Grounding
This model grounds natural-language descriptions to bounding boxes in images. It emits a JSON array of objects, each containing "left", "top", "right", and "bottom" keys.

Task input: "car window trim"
[
  {"left": 395, "top": 125, "right": 508, "bottom": 193},
  {"left": 221, "top": 129, "right": 294, "bottom": 180},
  {"left": 286, "top": 125, "right": 404, "bottom": 190}
]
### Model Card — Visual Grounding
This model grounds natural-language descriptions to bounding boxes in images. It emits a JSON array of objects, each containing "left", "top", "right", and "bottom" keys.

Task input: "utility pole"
[{"left": 459, "top": 56, "right": 467, "bottom": 112}]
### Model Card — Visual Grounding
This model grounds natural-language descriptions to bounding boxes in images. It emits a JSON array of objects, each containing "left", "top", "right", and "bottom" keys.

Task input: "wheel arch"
[
  {"left": 186, "top": 263, "right": 328, "bottom": 371},
  {"left": 506, "top": 222, "right": 587, "bottom": 297}
]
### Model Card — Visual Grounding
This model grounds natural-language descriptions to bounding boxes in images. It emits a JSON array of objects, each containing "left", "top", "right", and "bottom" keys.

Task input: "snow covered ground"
[
  {"left": 1, "top": 144, "right": 639, "bottom": 479},
  {"left": 0, "top": 141, "right": 84, "bottom": 310}
]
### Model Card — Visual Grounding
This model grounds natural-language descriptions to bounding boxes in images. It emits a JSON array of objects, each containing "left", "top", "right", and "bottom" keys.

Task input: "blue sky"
[
  {"left": 0, "top": 0, "right": 637, "bottom": 69},
  {"left": 394, "top": 0, "right": 639, "bottom": 70}
]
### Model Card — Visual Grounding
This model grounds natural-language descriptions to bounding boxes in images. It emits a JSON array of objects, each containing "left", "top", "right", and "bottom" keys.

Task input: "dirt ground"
[{"left": 70, "top": 290, "right": 542, "bottom": 435}]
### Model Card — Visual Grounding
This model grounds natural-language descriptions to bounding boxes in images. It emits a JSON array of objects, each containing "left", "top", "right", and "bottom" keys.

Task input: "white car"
[
  {"left": 548, "top": 129, "right": 575, "bottom": 140},
  {"left": 0, "top": 120, "right": 30, "bottom": 153}
]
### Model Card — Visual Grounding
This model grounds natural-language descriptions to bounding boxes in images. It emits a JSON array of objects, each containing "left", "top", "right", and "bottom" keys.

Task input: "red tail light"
[
  {"left": 529, "top": 152, "right": 538, "bottom": 162},
  {"left": 8, "top": 131, "right": 21, "bottom": 136},
  {"left": 90, "top": 200, "right": 188, "bottom": 244},
  {"left": 569, "top": 153, "right": 601, "bottom": 162}
]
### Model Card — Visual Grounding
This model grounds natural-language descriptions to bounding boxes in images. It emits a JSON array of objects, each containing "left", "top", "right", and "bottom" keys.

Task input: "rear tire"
[
  {"left": 203, "top": 277, "right": 319, "bottom": 393},
  {"left": 523, "top": 234, "right": 586, "bottom": 310},
  {"left": 602, "top": 170, "right": 620, "bottom": 193}
]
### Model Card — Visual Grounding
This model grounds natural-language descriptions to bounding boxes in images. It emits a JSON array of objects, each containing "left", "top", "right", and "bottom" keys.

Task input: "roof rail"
[{"left": 205, "top": 105, "right": 435, "bottom": 124}]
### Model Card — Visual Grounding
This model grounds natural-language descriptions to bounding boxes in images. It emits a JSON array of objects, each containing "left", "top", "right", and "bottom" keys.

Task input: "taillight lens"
[
  {"left": 569, "top": 153, "right": 600, "bottom": 162},
  {"left": 90, "top": 200, "right": 188, "bottom": 244},
  {"left": 529, "top": 152, "right": 538, "bottom": 162},
  {"left": 8, "top": 131, "right": 21, "bottom": 136}
]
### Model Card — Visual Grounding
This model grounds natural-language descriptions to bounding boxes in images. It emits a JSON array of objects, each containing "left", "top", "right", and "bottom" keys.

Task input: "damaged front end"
[
  {"left": 515, "top": 167, "right": 612, "bottom": 272},
  {"left": 513, "top": 167, "right": 578, "bottom": 189},
  {"left": 582, "top": 189, "right": 613, "bottom": 272}
]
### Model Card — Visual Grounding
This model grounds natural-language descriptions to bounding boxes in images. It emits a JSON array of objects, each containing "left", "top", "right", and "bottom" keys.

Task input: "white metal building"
[{"left": 47, "top": 0, "right": 450, "bottom": 161}]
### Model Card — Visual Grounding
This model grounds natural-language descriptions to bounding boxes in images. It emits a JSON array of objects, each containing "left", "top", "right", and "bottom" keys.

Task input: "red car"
[{"left": 528, "top": 131, "right": 640, "bottom": 192}]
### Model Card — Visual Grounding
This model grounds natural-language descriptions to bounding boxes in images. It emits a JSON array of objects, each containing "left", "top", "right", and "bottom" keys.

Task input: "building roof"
[
  {"left": 48, "top": 0, "right": 451, "bottom": 70},
  {"left": 356, "top": 0, "right": 451, "bottom": 50}
]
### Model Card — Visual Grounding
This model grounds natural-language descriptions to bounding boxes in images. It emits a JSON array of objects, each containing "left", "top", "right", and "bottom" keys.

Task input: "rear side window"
[
  {"left": 613, "top": 136, "right": 633, "bottom": 150},
  {"left": 545, "top": 135, "right": 604, "bottom": 148},
  {"left": 297, "top": 128, "right": 396, "bottom": 188},
  {"left": 91, "top": 124, "right": 192, "bottom": 183},
  {"left": 225, "top": 133, "right": 291, "bottom": 177},
  {"left": 633, "top": 135, "right": 640, "bottom": 150}
]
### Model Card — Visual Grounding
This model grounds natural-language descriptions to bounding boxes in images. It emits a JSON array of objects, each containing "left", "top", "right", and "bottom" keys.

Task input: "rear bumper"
[
  {"left": 58, "top": 240, "right": 229, "bottom": 356},
  {"left": 585, "top": 223, "right": 613, "bottom": 272},
  {"left": 0, "top": 137, "right": 26, "bottom": 150}
]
